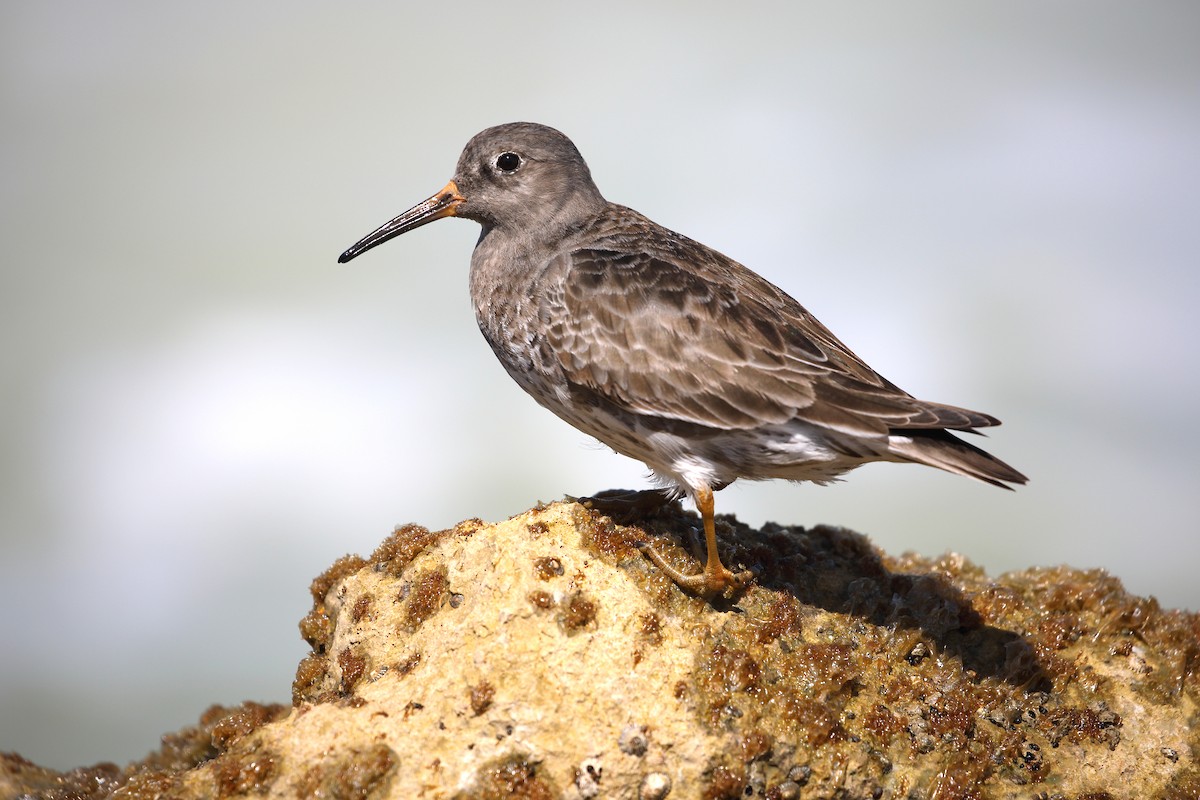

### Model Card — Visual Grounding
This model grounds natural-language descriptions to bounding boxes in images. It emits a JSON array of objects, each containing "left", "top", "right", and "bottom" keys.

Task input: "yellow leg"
[{"left": 637, "top": 484, "right": 753, "bottom": 597}]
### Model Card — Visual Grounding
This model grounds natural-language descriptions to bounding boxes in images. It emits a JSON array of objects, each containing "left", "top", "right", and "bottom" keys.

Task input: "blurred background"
[{"left": 3, "top": 0, "right": 1197, "bottom": 770}]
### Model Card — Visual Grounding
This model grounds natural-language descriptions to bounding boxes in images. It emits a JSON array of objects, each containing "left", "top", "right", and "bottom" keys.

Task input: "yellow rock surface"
[{"left": 4, "top": 500, "right": 1198, "bottom": 799}]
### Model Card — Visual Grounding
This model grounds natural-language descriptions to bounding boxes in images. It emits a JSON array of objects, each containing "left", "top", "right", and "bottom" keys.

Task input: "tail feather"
[{"left": 888, "top": 429, "right": 1027, "bottom": 489}]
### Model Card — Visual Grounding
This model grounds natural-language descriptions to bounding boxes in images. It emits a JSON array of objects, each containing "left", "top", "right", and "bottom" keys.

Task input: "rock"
[{"left": 3, "top": 499, "right": 1199, "bottom": 799}]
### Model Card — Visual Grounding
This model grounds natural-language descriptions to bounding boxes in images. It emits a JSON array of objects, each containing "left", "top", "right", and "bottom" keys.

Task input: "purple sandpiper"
[{"left": 338, "top": 122, "right": 1026, "bottom": 596}]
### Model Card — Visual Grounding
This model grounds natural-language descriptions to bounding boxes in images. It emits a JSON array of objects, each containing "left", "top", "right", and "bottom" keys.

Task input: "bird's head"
[{"left": 338, "top": 122, "right": 605, "bottom": 263}]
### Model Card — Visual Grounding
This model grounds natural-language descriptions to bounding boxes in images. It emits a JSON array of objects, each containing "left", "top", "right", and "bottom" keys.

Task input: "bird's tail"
[{"left": 887, "top": 429, "right": 1027, "bottom": 489}]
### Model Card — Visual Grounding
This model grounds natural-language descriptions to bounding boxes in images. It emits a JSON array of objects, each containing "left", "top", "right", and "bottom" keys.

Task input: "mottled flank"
[
  {"left": 338, "top": 122, "right": 1025, "bottom": 594},
  {"left": 5, "top": 502, "right": 1194, "bottom": 799}
]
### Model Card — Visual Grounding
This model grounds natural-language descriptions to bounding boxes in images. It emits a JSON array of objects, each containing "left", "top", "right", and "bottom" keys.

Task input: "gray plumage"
[{"left": 339, "top": 122, "right": 1026, "bottom": 595}]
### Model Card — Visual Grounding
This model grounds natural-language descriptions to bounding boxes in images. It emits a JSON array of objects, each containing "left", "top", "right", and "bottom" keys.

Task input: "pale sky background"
[{"left": 3, "top": 0, "right": 1198, "bottom": 770}]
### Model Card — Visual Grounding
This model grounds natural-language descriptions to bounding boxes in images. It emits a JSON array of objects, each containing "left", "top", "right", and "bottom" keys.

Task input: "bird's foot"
[{"left": 637, "top": 540, "right": 755, "bottom": 598}]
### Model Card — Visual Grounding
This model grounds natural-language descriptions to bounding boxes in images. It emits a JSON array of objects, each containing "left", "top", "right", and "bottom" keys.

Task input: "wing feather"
[{"left": 538, "top": 209, "right": 1000, "bottom": 438}]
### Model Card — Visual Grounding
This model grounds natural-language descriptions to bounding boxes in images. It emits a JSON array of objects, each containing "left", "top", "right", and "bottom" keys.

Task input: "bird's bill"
[{"left": 337, "top": 180, "right": 465, "bottom": 263}]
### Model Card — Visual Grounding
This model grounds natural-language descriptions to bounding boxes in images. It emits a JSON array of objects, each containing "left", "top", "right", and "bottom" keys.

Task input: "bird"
[{"left": 338, "top": 122, "right": 1026, "bottom": 597}]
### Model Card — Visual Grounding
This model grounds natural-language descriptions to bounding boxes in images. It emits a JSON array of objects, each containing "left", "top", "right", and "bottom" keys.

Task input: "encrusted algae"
[
  {"left": 468, "top": 681, "right": 496, "bottom": 716},
  {"left": 293, "top": 743, "right": 397, "bottom": 799},
  {"left": 3, "top": 500, "right": 1197, "bottom": 799},
  {"left": 562, "top": 500, "right": 1198, "bottom": 797},
  {"left": 0, "top": 702, "right": 288, "bottom": 800},
  {"left": 457, "top": 754, "right": 559, "bottom": 800},
  {"left": 674, "top": 509, "right": 1195, "bottom": 796}
]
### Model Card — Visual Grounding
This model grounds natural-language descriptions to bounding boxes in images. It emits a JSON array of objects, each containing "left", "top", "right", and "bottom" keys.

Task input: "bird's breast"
[{"left": 469, "top": 244, "right": 557, "bottom": 385}]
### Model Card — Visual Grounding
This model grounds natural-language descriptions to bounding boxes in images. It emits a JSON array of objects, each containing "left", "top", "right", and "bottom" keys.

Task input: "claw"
[{"left": 637, "top": 485, "right": 753, "bottom": 598}]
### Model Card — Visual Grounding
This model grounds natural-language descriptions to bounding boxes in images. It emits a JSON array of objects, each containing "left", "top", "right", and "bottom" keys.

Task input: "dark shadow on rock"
[{"left": 588, "top": 490, "right": 1052, "bottom": 691}]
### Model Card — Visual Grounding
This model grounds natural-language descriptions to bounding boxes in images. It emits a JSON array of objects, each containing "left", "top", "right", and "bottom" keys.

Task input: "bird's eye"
[{"left": 495, "top": 152, "right": 522, "bottom": 172}]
